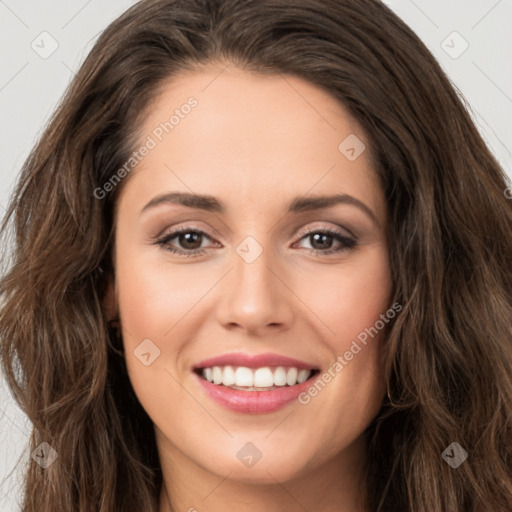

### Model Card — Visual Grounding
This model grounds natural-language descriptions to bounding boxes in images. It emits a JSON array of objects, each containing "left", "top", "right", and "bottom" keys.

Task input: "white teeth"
[
  {"left": 235, "top": 367, "right": 254, "bottom": 386},
  {"left": 273, "top": 366, "right": 287, "bottom": 386},
  {"left": 212, "top": 366, "right": 223, "bottom": 385},
  {"left": 253, "top": 367, "right": 274, "bottom": 387},
  {"left": 297, "top": 369, "right": 310, "bottom": 384},
  {"left": 200, "top": 365, "right": 313, "bottom": 388},
  {"left": 286, "top": 367, "right": 298, "bottom": 386},
  {"left": 222, "top": 366, "right": 236, "bottom": 386}
]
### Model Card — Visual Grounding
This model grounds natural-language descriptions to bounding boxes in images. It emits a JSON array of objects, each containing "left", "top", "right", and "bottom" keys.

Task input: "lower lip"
[{"left": 194, "top": 372, "right": 318, "bottom": 414}]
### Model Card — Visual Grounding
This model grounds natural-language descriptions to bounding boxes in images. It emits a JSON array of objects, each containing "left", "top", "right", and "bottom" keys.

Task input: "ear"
[{"left": 102, "top": 274, "right": 119, "bottom": 325}]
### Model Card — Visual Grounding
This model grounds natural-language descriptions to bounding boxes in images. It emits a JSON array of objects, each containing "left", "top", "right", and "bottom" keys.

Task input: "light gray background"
[{"left": 1, "top": 1, "right": 511, "bottom": 510}]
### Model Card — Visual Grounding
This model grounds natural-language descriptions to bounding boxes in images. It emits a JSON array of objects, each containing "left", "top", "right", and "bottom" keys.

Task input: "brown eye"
[
  {"left": 295, "top": 229, "right": 357, "bottom": 255},
  {"left": 155, "top": 227, "right": 215, "bottom": 257},
  {"left": 175, "top": 231, "right": 203, "bottom": 250}
]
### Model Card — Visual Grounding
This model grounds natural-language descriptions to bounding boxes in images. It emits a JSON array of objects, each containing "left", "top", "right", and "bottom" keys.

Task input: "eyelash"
[{"left": 154, "top": 225, "right": 357, "bottom": 258}]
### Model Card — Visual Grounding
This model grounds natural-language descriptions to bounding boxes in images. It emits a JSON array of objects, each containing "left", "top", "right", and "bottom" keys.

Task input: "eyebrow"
[{"left": 141, "top": 192, "right": 379, "bottom": 226}]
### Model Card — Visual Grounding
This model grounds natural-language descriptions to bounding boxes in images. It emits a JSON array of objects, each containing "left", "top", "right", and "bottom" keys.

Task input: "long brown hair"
[{"left": 1, "top": 0, "right": 511, "bottom": 510}]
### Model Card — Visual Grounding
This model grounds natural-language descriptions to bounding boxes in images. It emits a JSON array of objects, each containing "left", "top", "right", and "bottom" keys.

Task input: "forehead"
[{"left": 118, "top": 64, "right": 384, "bottom": 220}]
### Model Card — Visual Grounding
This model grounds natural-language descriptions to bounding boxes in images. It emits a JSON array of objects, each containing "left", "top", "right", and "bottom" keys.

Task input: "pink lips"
[
  {"left": 193, "top": 352, "right": 319, "bottom": 414},
  {"left": 193, "top": 352, "right": 317, "bottom": 370}
]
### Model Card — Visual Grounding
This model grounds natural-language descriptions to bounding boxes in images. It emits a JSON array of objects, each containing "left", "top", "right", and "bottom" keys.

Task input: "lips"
[
  {"left": 192, "top": 352, "right": 320, "bottom": 414},
  {"left": 193, "top": 352, "right": 318, "bottom": 370}
]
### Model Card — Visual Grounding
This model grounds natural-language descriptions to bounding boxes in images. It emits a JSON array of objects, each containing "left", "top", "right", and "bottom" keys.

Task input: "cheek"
[
  {"left": 291, "top": 246, "right": 391, "bottom": 421},
  {"left": 298, "top": 245, "right": 392, "bottom": 345},
  {"left": 114, "top": 240, "right": 235, "bottom": 421},
  {"left": 115, "top": 241, "right": 203, "bottom": 340},
  {"left": 115, "top": 262, "right": 194, "bottom": 427}
]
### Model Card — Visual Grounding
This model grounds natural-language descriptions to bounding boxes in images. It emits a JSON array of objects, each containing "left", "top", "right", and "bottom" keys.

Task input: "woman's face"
[{"left": 112, "top": 63, "right": 392, "bottom": 486}]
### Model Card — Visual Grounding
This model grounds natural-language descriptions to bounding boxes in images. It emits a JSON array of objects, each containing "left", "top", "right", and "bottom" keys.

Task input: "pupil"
[
  {"left": 180, "top": 232, "right": 201, "bottom": 249},
  {"left": 311, "top": 233, "right": 332, "bottom": 250}
]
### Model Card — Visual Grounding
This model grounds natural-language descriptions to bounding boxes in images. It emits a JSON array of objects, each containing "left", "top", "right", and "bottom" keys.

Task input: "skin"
[{"left": 108, "top": 62, "right": 392, "bottom": 512}]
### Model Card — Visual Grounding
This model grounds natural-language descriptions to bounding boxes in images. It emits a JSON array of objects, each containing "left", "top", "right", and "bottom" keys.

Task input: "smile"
[
  {"left": 198, "top": 365, "right": 314, "bottom": 390},
  {"left": 193, "top": 352, "right": 320, "bottom": 413}
]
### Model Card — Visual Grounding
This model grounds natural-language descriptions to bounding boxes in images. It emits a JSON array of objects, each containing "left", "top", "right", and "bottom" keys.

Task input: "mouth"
[
  {"left": 192, "top": 352, "right": 320, "bottom": 414},
  {"left": 193, "top": 365, "right": 320, "bottom": 391}
]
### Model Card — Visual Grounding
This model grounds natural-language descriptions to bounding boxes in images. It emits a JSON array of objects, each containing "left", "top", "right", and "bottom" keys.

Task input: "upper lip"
[{"left": 193, "top": 352, "right": 318, "bottom": 370}]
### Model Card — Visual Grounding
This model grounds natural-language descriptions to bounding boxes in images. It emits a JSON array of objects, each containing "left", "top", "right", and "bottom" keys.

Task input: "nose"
[{"left": 215, "top": 244, "right": 295, "bottom": 336}]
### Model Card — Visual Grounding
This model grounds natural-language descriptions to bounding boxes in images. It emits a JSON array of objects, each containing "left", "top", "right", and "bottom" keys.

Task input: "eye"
[
  {"left": 155, "top": 226, "right": 215, "bottom": 257},
  {"left": 293, "top": 228, "right": 357, "bottom": 255}
]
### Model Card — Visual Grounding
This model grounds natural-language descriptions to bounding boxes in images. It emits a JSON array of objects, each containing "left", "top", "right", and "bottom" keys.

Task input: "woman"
[{"left": 1, "top": 0, "right": 511, "bottom": 511}]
